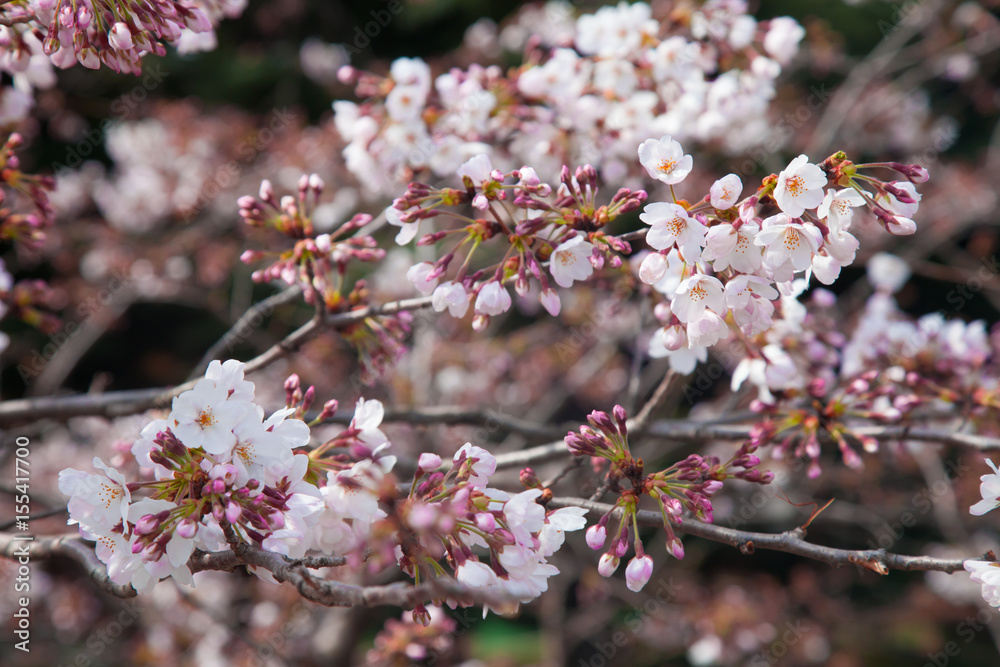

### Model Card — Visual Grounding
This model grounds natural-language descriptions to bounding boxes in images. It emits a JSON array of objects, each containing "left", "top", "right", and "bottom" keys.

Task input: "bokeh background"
[{"left": 3, "top": 1, "right": 1000, "bottom": 665}]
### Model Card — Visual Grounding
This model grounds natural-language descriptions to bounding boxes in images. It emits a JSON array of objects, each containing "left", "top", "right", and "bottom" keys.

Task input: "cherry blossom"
[
  {"left": 709, "top": 173, "right": 743, "bottom": 209},
  {"left": 755, "top": 214, "right": 823, "bottom": 272},
  {"left": 432, "top": 281, "right": 470, "bottom": 318},
  {"left": 640, "top": 202, "right": 706, "bottom": 260},
  {"left": 549, "top": 236, "right": 595, "bottom": 288},
  {"left": 638, "top": 135, "right": 693, "bottom": 185},
  {"left": 773, "top": 154, "right": 827, "bottom": 217},
  {"left": 970, "top": 459, "right": 1000, "bottom": 516},
  {"left": 475, "top": 281, "right": 512, "bottom": 316}
]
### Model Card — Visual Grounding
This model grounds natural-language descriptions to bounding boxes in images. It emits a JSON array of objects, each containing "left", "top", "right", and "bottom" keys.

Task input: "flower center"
[
  {"left": 196, "top": 408, "right": 216, "bottom": 428},
  {"left": 785, "top": 175, "right": 805, "bottom": 196},
  {"left": 783, "top": 229, "right": 801, "bottom": 250},
  {"left": 99, "top": 482, "right": 123, "bottom": 509},
  {"left": 657, "top": 158, "right": 677, "bottom": 174}
]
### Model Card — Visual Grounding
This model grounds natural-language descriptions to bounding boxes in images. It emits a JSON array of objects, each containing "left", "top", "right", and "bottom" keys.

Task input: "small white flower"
[
  {"left": 710, "top": 174, "right": 743, "bottom": 209},
  {"left": 170, "top": 379, "right": 250, "bottom": 455},
  {"left": 867, "top": 253, "right": 911, "bottom": 293},
  {"left": 671, "top": 275, "right": 725, "bottom": 324},
  {"left": 640, "top": 202, "right": 706, "bottom": 260},
  {"left": 970, "top": 459, "right": 1000, "bottom": 516},
  {"left": 774, "top": 154, "right": 827, "bottom": 217},
  {"left": 817, "top": 188, "right": 865, "bottom": 229},
  {"left": 406, "top": 262, "right": 439, "bottom": 295},
  {"left": 205, "top": 359, "right": 255, "bottom": 402},
  {"left": 386, "top": 205, "right": 420, "bottom": 245},
  {"left": 702, "top": 221, "right": 761, "bottom": 273},
  {"left": 454, "top": 443, "right": 497, "bottom": 488},
  {"left": 475, "top": 281, "right": 512, "bottom": 316},
  {"left": 59, "top": 457, "right": 132, "bottom": 531},
  {"left": 432, "top": 281, "right": 470, "bottom": 318},
  {"left": 352, "top": 397, "right": 388, "bottom": 447},
  {"left": 638, "top": 135, "right": 693, "bottom": 185},
  {"left": 755, "top": 214, "right": 824, "bottom": 272},
  {"left": 457, "top": 153, "right": 494, "bottom": 186},
  {"left": 549, "top": 236, "right": 594, "bottom": 288},
  {"left": 965, "top": 560, "right": 1000, "bottom": 608},
  {"left": 763, "top": 17, "right": 805, "bottom": 64},
  {"left": 456, "top": 559, "right": 497, "bottom": 587}
]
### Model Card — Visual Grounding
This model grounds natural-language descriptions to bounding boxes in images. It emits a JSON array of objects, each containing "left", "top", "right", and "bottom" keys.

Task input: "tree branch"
[
  {"left": 189, "top": 285, "right": 303, "bottom": 379},
  {"left": 2, "top": 531, "right": 515, "bottom": 611},
  {"left": 0, "top": 533, "right": 137, "bottom": 598},
  {"left": 549, "top": 497, "right": 972, "bottom": 574},
  {"left": 0, "top": 296, "right": 434, "bottom": 427}
]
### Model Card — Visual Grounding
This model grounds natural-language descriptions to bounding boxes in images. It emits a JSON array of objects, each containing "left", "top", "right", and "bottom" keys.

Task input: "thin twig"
[
  {"left": 190, "top": 285, "right": 303, "bottom": 378},
  {"left": 550, "top": 497, "right": 972, "bottom": 574}
]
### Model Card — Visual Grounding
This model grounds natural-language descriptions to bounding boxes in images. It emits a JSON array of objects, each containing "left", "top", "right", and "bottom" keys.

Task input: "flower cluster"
[
  {"left": 373, "top": 442, "right": 588, "bottom": 617},
  {"left": 26, "top": 0, "right": 225, "bottom": 74},
  {"left": 639, "top": 136, "right": 929, "bottom": 395},
  {"left": 239, "top": 175, "right": 411, "bottom": 383},
  {"left": 966, "top": 460, "right": 1000, "bottom": 607},
  {"left": 239, "top": 174, "right": 383, "bottom": 309},
  {"left": 392, "top": 154, "right": 644, "bottom": 329},
  {"left": 0, "top": 131, "right": 58, "bottom": 353},
  {"left": 59, "top": 359, "right": 586, "bottom": 616},
  {"left": 737, "top": 254, "right": 1000, "bottom": 476},
  {"left": 365, "top": 605, "right": 457, "bottom": 665},
  {"left": 332, "top": 1, "right": 805, "bottom": 195},
  {"left": 566, "top": 404, "right": 771, "bottom": 591},
  {"left": 59, "top": 360, "right": 324, "bottom": 592}
]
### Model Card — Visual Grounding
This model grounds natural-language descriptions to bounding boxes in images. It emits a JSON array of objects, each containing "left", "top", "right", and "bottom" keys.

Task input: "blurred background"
[{"left": 2, "top": 0, "right": 1000, "bottom": 665}]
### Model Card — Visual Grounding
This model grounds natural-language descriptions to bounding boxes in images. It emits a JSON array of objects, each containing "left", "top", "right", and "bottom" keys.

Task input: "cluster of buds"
[
  {"left": 365, "top": 605, "right": 457, "bottom": 665},
  {"left": 31, "top": 0, "right": 213, "bottom": 73},
  {"left": 736, "top": 250, "right": 999, "bottom": 477},
  {"left": 394, "top": 154, "right": 645, "bottom": 329},
  {"left": 240, "top": 174, "right": 384, "bottom": 309},
  {"left": 567, "top": 404, "right": 772, "bottom": 592},
  {"left": 0, "top": 132, "right": 55, "bottom": 248},
  {"left": 239, "top": 176, "right": 408, "bottom": 384}
]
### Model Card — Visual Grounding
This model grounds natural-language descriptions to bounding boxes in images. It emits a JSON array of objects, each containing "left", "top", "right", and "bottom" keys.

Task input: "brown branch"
[
  {"left": 549, "top": 497, "right": 971, "bottom": 574},
  {"left": 0, "top": 296, "right": 434, "bottom": 427},
  {"left": 493, "top": 420, "right": 1000, "bottom": 470},
  {"left": 0, "top": 533, "right": 137, "bottom": 598},
  {"left": 189, "top": 285, "right": 303, "bottom": 379},
  {"left": 3, "top": 531, "right": 514, "bottom": 611},
  {"left": 630, "top": 370, "right": 679, "bottom": 433}
]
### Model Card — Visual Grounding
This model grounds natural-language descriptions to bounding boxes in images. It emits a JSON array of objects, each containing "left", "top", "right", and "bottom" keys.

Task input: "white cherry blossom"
[
  {"left": 773, "top": 154, "right": 826, "bottom": 217},
  {"left": 638, "top": 135, "right": 693, "bottom": 185},
  {"left": 549, "top": 236, "right": 595, "bottom": 288}
]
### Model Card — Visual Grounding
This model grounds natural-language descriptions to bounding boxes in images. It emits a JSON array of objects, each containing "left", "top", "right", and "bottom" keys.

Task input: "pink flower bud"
[
  {"left": 585, "top": 524, "right": 607, "bottom": 550},
  {"left": 176, "top": 519, "right": 197, "bottom": 539},
  {"left": 667, "top": 538, "right": 685, "bottom": 560},
  {"left": 597, "top": 553, "right": 620, "bottom": 577},
  {"left": 134, "top": 514, "right": 159, "bottom": 535},
  {"left": 625, "top": 555, "right": 654, "bottom": 592},
  {"left": 109, "top": 22, "right": 134, "bottom": 51},
  {"left": 475, "top": 512, "right": 496, "bottom": 533},
  {"left": 539, "top": 288, "right": 561, "bottom": 316},
  {"left": 418, "top": 452, "right": 442, "bottom": 470},
  {"left": 225, "top": 501, "right": 242, "bottom": 524}
]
